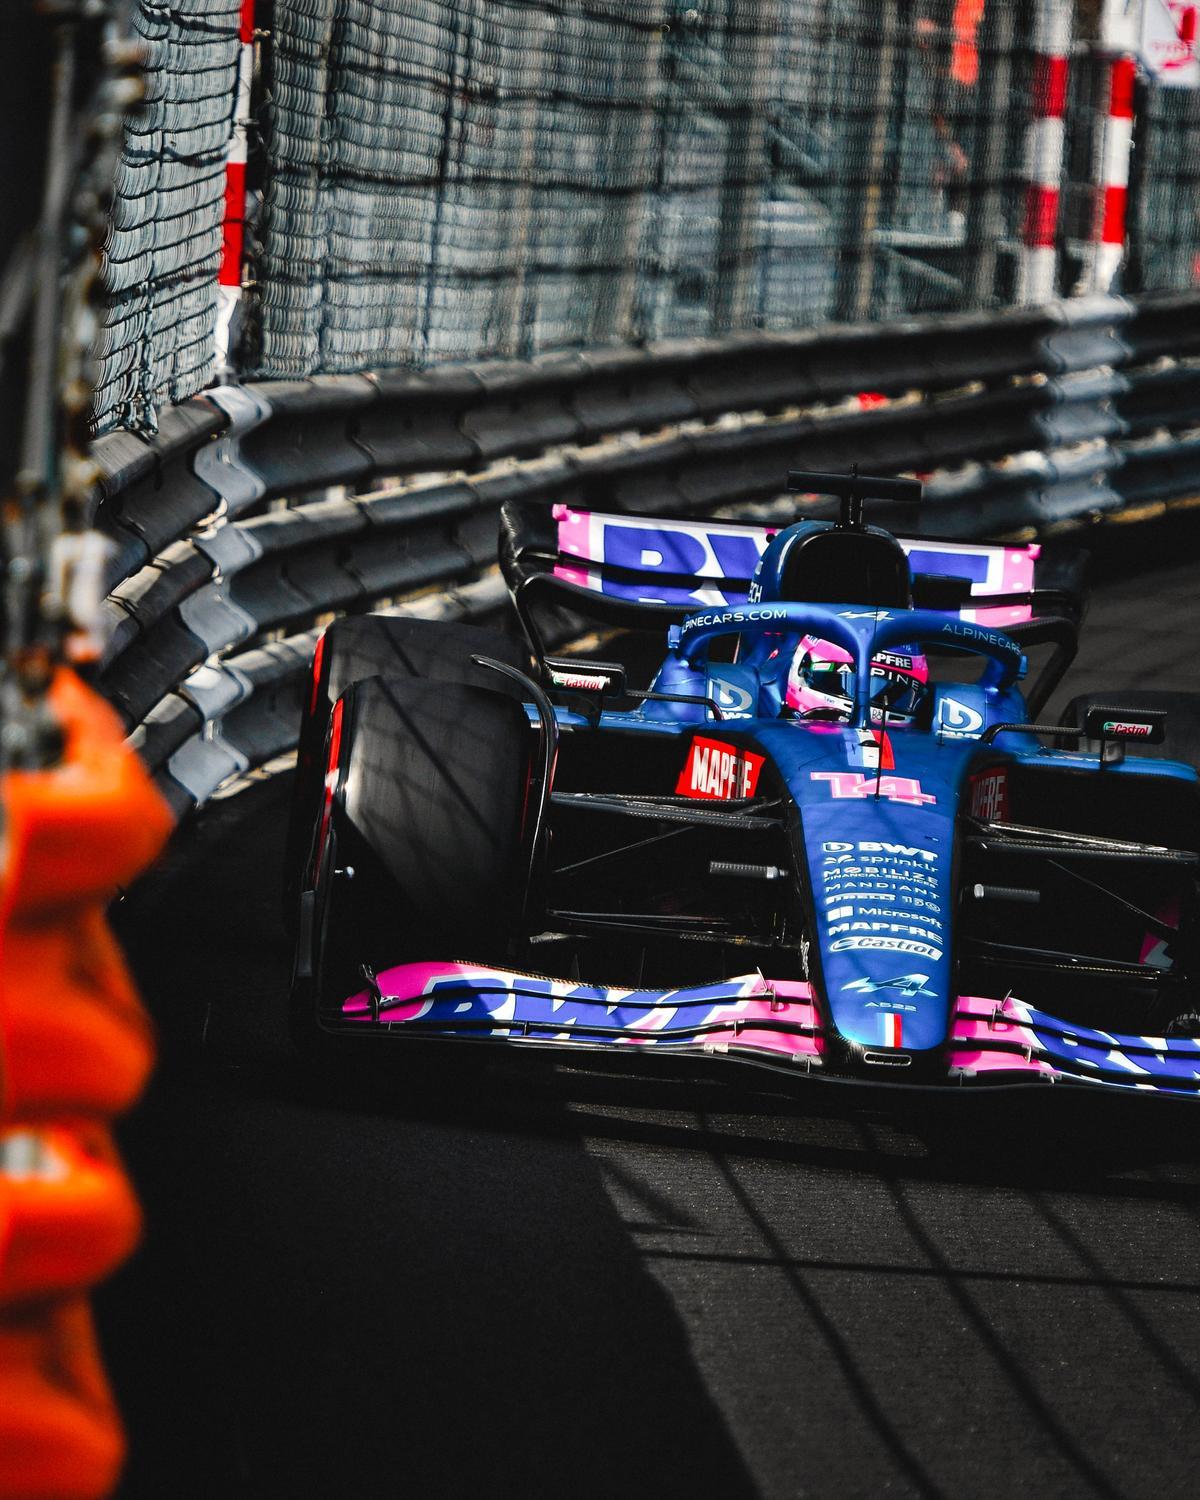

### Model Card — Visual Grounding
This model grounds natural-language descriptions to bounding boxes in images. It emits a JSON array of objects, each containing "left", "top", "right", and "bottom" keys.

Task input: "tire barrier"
[
  {"left": 0, "top": 672, "right": 173, "bottom": 1500},
  {"left": 88, "top": 290, "right": 1200, "bottom": 817}
]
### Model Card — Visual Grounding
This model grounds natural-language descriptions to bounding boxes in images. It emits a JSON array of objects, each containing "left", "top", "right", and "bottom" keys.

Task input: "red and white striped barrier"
[
  {"left": 1091, "top": 50, "right": 1136, "bottom": 291},
  {"left": 214, "top": 0, "right": 256, "bottom": 375},
  {"left": 1017, "top": 0, "right": 1073, "bottom": 306}
]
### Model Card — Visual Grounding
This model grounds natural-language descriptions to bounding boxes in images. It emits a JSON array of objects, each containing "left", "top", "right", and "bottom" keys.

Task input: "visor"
[{"left": 799, "top": 662, "right": 924, "bottom": 720}]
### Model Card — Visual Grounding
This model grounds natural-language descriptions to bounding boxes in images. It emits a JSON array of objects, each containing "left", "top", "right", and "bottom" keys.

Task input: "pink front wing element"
[
  {"left": 948, "top": 995, "right": 1057, "bottom": 1079},
  {"left": 689, "top": 982, "right": 825, "bottom": 1059},
  {"left": 341, "top": 963, "right": 824, "bottom": 1062}
]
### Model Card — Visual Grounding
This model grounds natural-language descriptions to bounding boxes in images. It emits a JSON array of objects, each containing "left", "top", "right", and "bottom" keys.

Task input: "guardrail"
[{"left": 89, "top": 291, "right": 1200, "bottom": 817}]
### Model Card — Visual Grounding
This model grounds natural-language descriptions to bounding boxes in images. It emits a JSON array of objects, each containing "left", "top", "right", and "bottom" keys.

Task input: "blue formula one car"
[{"left": 287, "top": 470, "right": 1200, "bottom": 1095}]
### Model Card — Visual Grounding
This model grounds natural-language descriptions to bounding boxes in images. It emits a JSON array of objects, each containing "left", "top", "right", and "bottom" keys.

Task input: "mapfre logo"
[
  {"left": 677, "top": 737, "right": 765, "bottom": 800},
  {"left": 969, "top": 767, "right": 1008, "bottom": 822}
]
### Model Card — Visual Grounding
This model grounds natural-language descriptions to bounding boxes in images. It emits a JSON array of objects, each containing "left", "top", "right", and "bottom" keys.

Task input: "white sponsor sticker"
[{"left": 830, "top": 936, "right": 943, "bottom": 960}]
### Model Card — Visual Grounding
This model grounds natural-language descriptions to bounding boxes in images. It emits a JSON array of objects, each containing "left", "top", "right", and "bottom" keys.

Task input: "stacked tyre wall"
[{"left": 89, "top": 289, "right": 1200, "bottom": 818}]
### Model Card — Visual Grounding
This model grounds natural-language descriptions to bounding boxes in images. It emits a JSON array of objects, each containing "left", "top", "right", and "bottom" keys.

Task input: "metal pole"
[
  {"left": 834, "top": 0, "right": 901, "bottom": 322},
  {"left": 1086, "top": 0, "right": 1141, "bottom": 291},
  {"left": 1016, "top": 0, "right": 1073, "bottom": 305},
  {"left": 2, "top": 3, "right": 142, "bottom": 770},
  {"left": 591, "top": 7, "right": 666, "bottom": 344},
  {"left": 964, "top": 0, "right": 1017, "bottom": 306},
  {"left": 490, "top": 9, "right": 547, "bottom": 357},
  {"left": 214, "top": 0, "right": 258, "bottom": 376}
]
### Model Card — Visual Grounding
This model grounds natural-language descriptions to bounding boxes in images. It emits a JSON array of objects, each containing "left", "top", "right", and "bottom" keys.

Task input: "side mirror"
[
  {"left": 1083, "top": 705, "right": 1166, "bottom": 765},
  {"left": 543, "top": 657, "right": 627, "bottom": 697}
]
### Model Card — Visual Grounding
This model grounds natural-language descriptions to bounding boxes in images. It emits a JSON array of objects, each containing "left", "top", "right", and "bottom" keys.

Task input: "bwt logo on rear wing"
[{"left": 550, "top": 506, "right": 1040, "bottom": 624}]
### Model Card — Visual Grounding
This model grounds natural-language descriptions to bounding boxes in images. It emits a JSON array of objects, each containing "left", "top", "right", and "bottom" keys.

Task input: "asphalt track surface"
[{"left": 100, "top": 515, "right": 1200, "bottom": 1500}]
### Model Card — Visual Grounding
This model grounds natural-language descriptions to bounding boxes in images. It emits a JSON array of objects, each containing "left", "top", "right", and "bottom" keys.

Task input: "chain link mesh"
[
  {"left": 1133, "top": 80, "right": 1200, "bottom": 292},
  {"left": 251, "top": 0, "right": 1046, "bottom": 376},
  {"left": 93, "top": 1, "right": 242, "bottom": 433},
  {"left": 92, "top": 2, "right": 1200, "bottom": 420}
]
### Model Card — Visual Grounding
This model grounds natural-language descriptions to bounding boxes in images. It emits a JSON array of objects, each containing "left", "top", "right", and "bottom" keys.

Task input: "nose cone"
[{"left": 752, "top": 720, "right": 972, "bottom": 1057}]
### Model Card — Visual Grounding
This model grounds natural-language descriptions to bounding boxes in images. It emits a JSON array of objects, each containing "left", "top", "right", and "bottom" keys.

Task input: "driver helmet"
[{"left": 784, "top": 635, "right": 929, "bottom": 724}]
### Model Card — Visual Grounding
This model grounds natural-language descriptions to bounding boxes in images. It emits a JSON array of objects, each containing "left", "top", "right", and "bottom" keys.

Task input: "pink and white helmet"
[{"left": 785, "top": 635, "right": 930, "bottom": 724}]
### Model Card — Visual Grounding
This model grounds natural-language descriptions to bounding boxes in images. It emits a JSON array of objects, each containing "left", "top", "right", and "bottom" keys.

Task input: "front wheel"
[
  {"left": 291, "top": 675, "right": 533, "bottom": 1051},
  {"left": 284, "top": 615, "right": 530, "bottom": 927}
]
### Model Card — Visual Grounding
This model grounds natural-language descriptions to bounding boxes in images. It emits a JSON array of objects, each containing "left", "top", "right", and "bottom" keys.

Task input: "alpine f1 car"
[{"left": 288, "top": 469, "right": 1200, "bottom": 1095}]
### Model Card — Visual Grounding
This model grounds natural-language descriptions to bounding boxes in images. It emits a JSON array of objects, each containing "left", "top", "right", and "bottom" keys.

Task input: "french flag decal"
[{"left": 882, "top": 1013, "right": 903, "bottom": 1048}]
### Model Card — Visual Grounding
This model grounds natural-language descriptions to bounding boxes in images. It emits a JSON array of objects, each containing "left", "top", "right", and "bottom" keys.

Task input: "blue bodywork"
[
  {"left": 549, "top": 597, "right": 1197, "bottom": 1064},
  {"left": 340, "top": 508, "right": 1200, "bottom": 1093}
]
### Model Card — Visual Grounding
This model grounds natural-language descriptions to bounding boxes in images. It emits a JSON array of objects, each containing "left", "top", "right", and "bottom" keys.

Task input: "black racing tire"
[
  {"left": 1064, "top": 689, "right": 1200, "bottom": 770},
  {"left": 290, "top": 675, "right": 532, "bottom": 1051},
  {"left": 284, "top": 615, "right": 530, "bottom": 925}
]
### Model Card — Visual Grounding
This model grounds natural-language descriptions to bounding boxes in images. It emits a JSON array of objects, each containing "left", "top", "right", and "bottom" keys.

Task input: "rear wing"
[{"left": 501, "top": 499, "right": 1085, "bottom": 636}]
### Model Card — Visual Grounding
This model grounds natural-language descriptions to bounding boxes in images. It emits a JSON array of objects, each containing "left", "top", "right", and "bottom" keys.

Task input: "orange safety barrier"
[{"left": 0, "top": 670, "right": 173, "bottom": 1500}]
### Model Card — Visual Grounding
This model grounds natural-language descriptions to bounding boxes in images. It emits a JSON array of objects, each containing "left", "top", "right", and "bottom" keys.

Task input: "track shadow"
[{"left": 100, "top": 775, "right": 759, "bottom": 1500}]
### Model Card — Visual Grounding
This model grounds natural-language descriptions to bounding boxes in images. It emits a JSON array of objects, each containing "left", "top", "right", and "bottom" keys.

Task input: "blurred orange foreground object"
[
  {"left": 1, "top": 669, "right": 174, "bottom": 1500},
  {"left": 0, "top": 1126, "right": 142, "bottom": 1304},
  {"left": 0, "top": 1298, "right": 125, "bottom": 1500},
  {"left": 0, "top": 670, "right": 172, "bottom": 1117}
]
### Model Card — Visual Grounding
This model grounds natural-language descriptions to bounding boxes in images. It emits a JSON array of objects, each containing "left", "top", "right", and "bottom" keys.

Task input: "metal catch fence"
[{"left": 94, "top": 1, "right": 242, "bottom": 433}]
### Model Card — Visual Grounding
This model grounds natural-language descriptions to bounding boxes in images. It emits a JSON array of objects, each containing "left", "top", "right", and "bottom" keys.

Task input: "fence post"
[
  {"left": 214, "top": 0, "right": 258, "bottom": 376},
  {"left": 1017, "top": 0, "right": 1073, "bottom": 304},
  {"left": 1084, "top": 0, "right": 1141, "bottom": 292},
  {"left": 712, "top": 0, "right": 779, "bottom": 332}
]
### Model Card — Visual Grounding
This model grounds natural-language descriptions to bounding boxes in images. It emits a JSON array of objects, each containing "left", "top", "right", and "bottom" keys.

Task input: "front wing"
[{"left": 337, "top": 963, "right": 1200, "bottom": 1096}]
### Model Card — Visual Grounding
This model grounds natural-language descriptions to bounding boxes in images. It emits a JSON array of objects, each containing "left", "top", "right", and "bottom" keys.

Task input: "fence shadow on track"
[
  {"left": 103, "top": 756, "right": 1200, "bottom": 1500},
  {"left": 99, "top": 770, "right": 762, "bottom": 1500},
  {"left": 96, "top": 508, "right": 1200, "bottom": 1500}
]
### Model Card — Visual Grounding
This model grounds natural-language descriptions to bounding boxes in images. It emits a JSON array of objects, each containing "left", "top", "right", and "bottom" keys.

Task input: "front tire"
[
  {"left": 284, "top": 615, "right": 530, "bottom": 925},
  {"left": 291, "top": 675, "right": 532, "bottom": 1051}
]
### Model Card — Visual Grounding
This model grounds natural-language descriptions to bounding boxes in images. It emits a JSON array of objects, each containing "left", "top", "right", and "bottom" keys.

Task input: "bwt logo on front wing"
[{"left": 678, "top": 736, "right": 766, "bottom": 800}]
